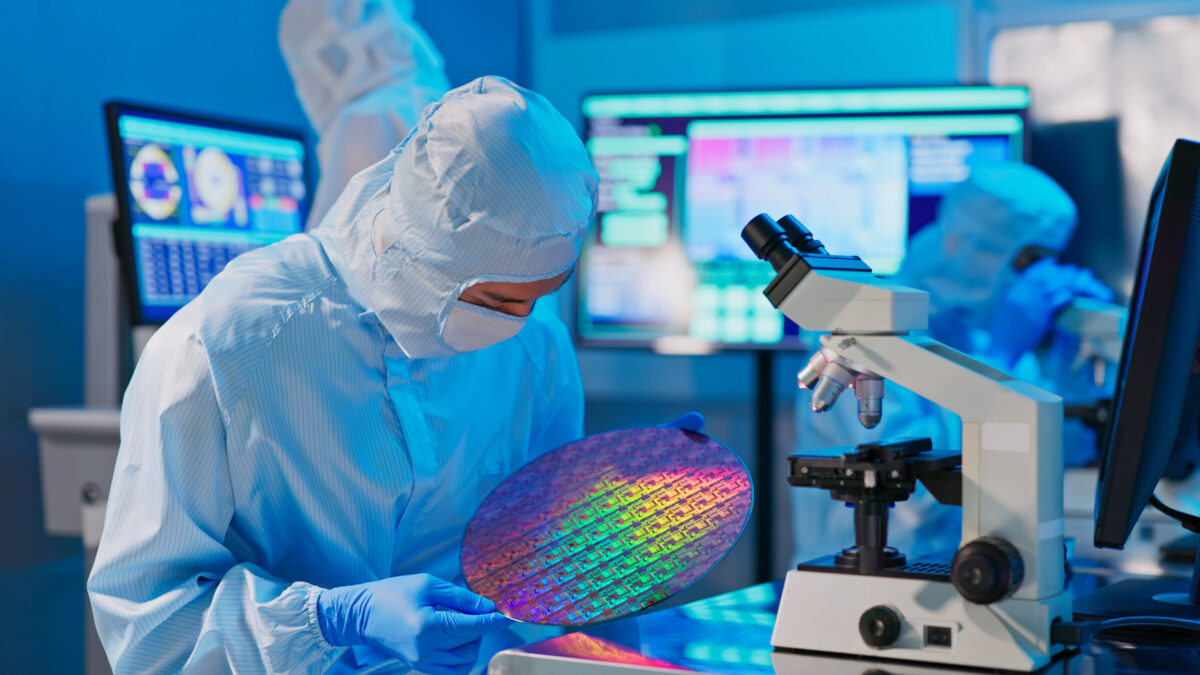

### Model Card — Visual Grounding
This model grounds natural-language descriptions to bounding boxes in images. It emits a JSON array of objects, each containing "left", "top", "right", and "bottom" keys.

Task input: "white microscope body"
[
  {"left": 742, "top": 215, "right": 1071, "bottom": 671},
  {"left": 1055, "top": 297, "right": 1126, "bottom": 370}
]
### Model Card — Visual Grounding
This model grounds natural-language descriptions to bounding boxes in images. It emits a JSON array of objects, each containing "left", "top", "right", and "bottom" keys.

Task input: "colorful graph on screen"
[{"left": 462, "top": 427, "right": 752, "bottom": 626}]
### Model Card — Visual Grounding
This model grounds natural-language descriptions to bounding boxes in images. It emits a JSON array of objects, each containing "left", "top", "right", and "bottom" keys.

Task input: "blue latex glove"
[
  {"left": 985, "top": 259, "right": 1113, "bottom": 368},
  {"left": 317, "top": 573, "right": 511, "bottom": 675},
  {"left": 659, "top": 411, "right": 706, "bottom": 433}
]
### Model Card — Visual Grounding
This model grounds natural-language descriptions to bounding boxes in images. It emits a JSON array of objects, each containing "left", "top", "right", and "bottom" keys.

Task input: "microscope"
[
  {"left": 1055, "top": 297, "right": 1126, "bottom": 385},
  {"left": 743, "top": 214, "right": 1070, "bottom": 671},
  {"left": 1056, "top": 297, "right": 1126, "bottom": 434}
]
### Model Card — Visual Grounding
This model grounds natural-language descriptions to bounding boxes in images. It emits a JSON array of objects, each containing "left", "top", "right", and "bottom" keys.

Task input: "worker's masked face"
[
  {"left": 315, "top": 76, "right": 599, "bottom": 361},
  {"left": 439, "top": 301, "right": 527, "bottom": 352}
]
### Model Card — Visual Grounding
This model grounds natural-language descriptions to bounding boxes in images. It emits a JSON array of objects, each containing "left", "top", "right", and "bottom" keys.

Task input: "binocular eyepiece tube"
[
  {"left": 742, "top": 214, "right": 799, "bottom": 272},
  {"left": 741, "top": 213, "right": 829, "bottom": 272}
]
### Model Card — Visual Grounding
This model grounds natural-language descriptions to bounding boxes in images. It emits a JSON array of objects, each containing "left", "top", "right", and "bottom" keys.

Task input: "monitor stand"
[
  {"left": 1074, "top": 538, "right": 1200, "bottom": 622},
  {"left": 1160, "top": 532, "right": 1198, "bottom": 564}
]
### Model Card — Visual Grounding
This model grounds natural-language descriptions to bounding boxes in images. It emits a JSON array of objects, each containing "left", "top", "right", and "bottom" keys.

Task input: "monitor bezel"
[
  {"left": 573, "top": 83, "right": 1031, "bottom": 353},
  {"left": 104, "top": 100, "right": 311, "bottom": 326},
  {"left": 1094, "top": 138, "right": 1200, "bottom": 549}
]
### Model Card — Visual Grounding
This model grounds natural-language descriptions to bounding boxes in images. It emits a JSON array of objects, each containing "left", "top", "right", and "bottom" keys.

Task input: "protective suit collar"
[{"left": 313, "top": 76, "right": 598, "bottom": 360}]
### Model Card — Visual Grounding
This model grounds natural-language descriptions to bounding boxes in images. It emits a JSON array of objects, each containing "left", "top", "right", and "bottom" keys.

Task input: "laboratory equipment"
[
  {"left": 493, "top": 582, "right": 796, "bottom": 673},
  {"left": 29, "top": 195, "right": 129, "bottom": 675},
  {"left": 105, "top": 102, "right": 310, "bottom": 323},
  {"left": 576, "top": 85, "right": 1030, "bottom": 349},
  {"left": 742, "top": 214, "right": 1069, "bottom": 670},
  {"left": 462, "top": 427, "right": 752, "bottom": 625},
  {"left": 1055, "top": 297, "right": 1127, "bottom": 388},
  {"left": 488, "top": 581, "right": 1200, "bottom": 674},
  {"left": 1074, "top": 138, "right": 1200, "bottom": 621},
  {"left": 1057, "top": 297, "right": 1128, "bottom": 451}
]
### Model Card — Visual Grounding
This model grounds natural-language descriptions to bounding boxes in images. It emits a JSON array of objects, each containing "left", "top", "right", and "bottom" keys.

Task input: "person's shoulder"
[
  {"left": 175, "top": 235, "right": 356, "bottom": 398},
  {"left": 203, "top": 233, "right": 333, "bottom": 298},
  {"left": 193, "top": 234, "right": 340, "bottom": 327}
]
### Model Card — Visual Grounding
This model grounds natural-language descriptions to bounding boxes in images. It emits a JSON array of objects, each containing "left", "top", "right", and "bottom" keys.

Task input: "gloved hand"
[
  {"left": 317, "top": 573, "right": 511, "bottom": 675},
  {"left": 658, "top": 411, "right": 706, "bottom": 433},
  {"left": 985, "top": 258, "right": 1113, "bottom": 368}
]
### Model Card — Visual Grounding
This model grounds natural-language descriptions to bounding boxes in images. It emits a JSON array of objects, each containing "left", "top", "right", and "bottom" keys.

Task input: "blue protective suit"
[
  {"left": 790, "top": 163, "right": 1093, "bottom": 565},
  {"left": 88, "top": 76, "right": 598, "bottom": 674},
  {"left": 279, "top": 0, "right": 450, "bottom": 227}
]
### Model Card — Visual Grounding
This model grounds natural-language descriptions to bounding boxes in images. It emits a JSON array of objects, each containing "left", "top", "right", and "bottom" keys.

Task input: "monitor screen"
[
  {"left": 106, "top": 102, "right": 310, "bottom": 323},
  {"left": 1094, "top": 138, "right": 1200, "bottom": 550},
  {"left": 577, "top": 86, "right": 1029, "bottom": 349}
]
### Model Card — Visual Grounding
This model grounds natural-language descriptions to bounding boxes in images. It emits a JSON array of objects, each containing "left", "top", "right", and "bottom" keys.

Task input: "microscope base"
[{"left": 771, "top": 569, "right": 1071, "bottom": 671}]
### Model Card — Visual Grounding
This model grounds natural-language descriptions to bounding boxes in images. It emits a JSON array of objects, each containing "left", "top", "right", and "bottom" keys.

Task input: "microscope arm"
[{"left": 818, "top": 332, "right": 1066, "bottom": 603}]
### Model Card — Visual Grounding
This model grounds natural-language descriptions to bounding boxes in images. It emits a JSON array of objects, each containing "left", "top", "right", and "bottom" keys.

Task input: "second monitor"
[
  {"left": 106, "top": 102, "right": 311, "bottom": 324},
  {"left": 578, "top": 85, "right": 1030, "bottom": 349}
]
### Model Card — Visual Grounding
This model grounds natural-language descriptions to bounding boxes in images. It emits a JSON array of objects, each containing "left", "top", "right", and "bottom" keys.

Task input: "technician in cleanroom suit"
[
  {"left": 789, "top": 162, "right": 1113, "bottom": 566},
  {"left": 279, "top": 0, "right": 450, "bottom": 227},
  {"left": 89, "top": 77, "right": 602, "bottom": 675}
]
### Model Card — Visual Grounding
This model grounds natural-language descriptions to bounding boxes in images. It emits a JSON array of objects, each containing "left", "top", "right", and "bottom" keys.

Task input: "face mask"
[{"left": 440, "top": 300, "right": 527, "bottom": 352}]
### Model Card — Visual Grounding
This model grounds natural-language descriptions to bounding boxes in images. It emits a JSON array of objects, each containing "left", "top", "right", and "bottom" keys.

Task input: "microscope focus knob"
[
  {"left": 858, "top": 605, "right": 902, "bottom": 648},
  {"left": 952, "top": 537, "right": 1024, "bottom": 604}
]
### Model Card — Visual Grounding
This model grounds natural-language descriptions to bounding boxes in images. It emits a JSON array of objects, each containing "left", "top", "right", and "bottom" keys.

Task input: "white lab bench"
[{"left": 488, "top": 580, "right": 1198, "bottom": 674}]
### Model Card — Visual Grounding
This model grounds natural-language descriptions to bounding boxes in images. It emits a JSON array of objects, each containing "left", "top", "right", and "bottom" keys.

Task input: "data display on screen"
[
  {"left": 578, "top": 87, "right": 1029, "bottom": 349},
  {"left": 108, "top": 105, "right": 309, "bottom": 322}
]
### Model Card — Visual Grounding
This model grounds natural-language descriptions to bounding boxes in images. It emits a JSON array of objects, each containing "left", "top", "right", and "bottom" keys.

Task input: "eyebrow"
[
  {"left": 480, "top": 290, "right": 528, "bottom": 304},
  {"left": 479, "top": 269, "right": 575, "bottom": 304}
]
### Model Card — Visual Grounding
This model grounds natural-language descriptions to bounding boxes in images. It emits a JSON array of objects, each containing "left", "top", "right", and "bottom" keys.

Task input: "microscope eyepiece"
[
  {"left": 777, "top": 215, "right": 828, "bottom": 255},
  {"left": 742, "top": 214, "right": 799, "bottom": 272}
]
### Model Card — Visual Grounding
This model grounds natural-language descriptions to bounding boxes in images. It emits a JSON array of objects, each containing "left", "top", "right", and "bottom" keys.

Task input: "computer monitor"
[
  {"left": 1082, "top": 138, "right": 1200, "bottom": 619},
  {"left": 106, "top": 102, "right": 310, "bottom": 324},
  {"left": 577, "top": 86, "right": 1030, "bottom": 350}
]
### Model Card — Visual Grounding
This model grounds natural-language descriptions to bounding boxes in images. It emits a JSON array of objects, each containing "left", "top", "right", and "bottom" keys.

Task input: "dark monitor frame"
[
  {"left": 573, "top": 84, "right": 1031, "bottom": 352},
  {"left": 1094, "top": 138, "right": 1200, "bottom": 551},
  {"left": 104, "top": 101, "right": 311, "bottom": 326}
]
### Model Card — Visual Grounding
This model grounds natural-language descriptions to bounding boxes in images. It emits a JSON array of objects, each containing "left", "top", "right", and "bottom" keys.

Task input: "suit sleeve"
[{"left": 87, "top": 330, "right": 343, "bottom": 674}]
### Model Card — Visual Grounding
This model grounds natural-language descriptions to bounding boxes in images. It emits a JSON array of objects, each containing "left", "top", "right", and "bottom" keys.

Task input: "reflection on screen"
[
  {"left": 117, "top": 114, "right": 308, "bottom": 321},
  {"left": 526, "top": 633, "right": 689, "bottom": 670},
  {"left": 579, "top": 87, "right": 1027, "bottom": 348}
]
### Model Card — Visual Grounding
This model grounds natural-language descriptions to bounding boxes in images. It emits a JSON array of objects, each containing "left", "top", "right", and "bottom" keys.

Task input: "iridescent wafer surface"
[{"left": 461, "top": 427, "right": 752, "bottom": 625}]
